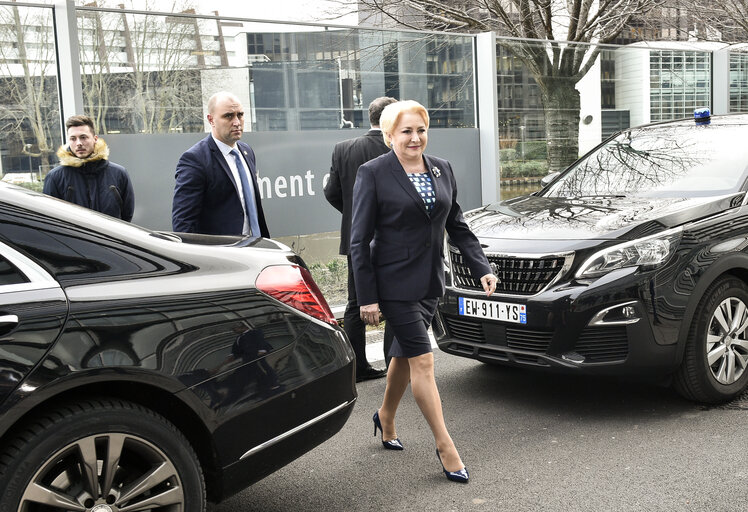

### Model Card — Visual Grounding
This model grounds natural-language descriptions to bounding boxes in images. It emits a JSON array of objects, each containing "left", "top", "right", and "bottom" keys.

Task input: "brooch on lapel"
[{"left": 431, "top": 166, "right": 441, "bottom": 178}]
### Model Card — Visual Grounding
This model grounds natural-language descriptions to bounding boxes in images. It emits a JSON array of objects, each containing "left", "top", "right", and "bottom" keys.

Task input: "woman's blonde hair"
[{"left": 380, "top": 100, "right": 430, "bottom": 147}]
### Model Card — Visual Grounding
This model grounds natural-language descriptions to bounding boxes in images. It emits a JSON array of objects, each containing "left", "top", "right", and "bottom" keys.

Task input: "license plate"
[{"left": 458, "top": 297, "right": 526, "bottom": 324}]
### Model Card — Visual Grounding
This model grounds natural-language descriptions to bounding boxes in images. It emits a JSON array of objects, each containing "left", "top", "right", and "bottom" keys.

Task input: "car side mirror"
[{"left": 540, "top": 172, "right": 560, "bottom": 188}]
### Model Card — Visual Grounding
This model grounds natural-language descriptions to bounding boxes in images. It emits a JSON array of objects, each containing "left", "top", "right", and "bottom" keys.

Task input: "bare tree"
[
  {"left": 77, "top": 1, "right": 205, "bottom": 134},
  {"left": 125, "top": 5, "right": 204, "bottom": 133},
  {"left": 340, "top": 0, "right": 665, "bottom": 172},
  {"left": 664, "top": 0, "right": 748, "bottom": 43},
  {"left": 78, "top": 6, "right": 120, "bottom": 134},
  {"left": 713, "top": 1, "right": 748, "bottom": 38},
  {"left": 0, "top": 4, "right": 60, "bottom": 173},
  {"left": 0, "top": 0, "right": 208, "bottom": 184}
]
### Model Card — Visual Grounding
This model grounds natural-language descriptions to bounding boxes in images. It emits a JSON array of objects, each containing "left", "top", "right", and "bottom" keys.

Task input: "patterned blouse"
[{"left": 407, "top": 172, "right": 435, "bottom": 213}]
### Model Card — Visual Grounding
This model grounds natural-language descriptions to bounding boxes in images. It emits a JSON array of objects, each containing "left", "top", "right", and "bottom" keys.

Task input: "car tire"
[
  {"left": 674, "top": 276, "right": 748, "bottom": 403},
  {"left": 0, "top": 397, "right": 206, "bottom": 512}
]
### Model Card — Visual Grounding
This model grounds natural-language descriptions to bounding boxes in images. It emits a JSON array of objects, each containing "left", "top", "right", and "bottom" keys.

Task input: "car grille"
[
  {"left": 443, "top": 315, "right": 485, "bottom": 342},
  {"left": 441, "top": 316, "right": 628, "bottom": 364},
  {"left": 575, "top": 327, "right": 628, "bottom": 362},
  {"left": 443, "top": 315, "right": 552, "bottom": 353},
  {"left": 506, "top": 328, "right": 553, "bottom": 352},
  {"left": 449, "top": 250, "right": 569, "bottom": 295}
]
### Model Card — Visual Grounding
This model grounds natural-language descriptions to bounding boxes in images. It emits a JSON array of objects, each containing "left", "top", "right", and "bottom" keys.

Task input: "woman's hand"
[
  {"left": 360, "top": 303, "right": 382, "bottom": 325},
  {"left": 480, "top": 273, "right": 498, "bottom": 297}
]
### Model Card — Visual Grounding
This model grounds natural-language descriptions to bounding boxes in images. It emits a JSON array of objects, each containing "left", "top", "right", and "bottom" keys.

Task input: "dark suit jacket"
[
  {"left": 172, "top": 136, "right": 269, "bottom": 237},
  {"left": 324, "top": 129, "right": 390, "bottom": 255},
  {"left": 350, "top": 151, "right": 491, "bottom": 305}
]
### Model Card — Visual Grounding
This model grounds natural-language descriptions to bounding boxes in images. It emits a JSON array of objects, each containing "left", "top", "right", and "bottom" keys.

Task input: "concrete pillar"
[
  {"left": 476, "top": 32, "right": 500, "bottom": 205},
  {"left": 713, "top": 48, "right": 729, "bottom": 115}
]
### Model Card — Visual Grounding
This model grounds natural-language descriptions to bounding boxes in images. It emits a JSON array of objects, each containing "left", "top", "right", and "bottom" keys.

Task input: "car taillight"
[{"left": 255, "top": 265, "right": 337, "bottom": 325}]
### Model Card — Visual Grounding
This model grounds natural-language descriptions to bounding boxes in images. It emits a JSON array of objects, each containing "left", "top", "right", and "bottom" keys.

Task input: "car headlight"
[{"left": 576, "top": 227, "right": 682, "bottom": 278}]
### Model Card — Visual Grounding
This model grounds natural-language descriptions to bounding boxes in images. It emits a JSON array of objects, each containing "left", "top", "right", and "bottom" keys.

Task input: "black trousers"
[{"left": 345, "top": 255, "right": 394, "bottom": 369}]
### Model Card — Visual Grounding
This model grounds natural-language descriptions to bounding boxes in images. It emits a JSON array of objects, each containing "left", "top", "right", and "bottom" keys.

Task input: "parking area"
[{"left": 212, "top": 348, "right": 748, "bottom": 512}]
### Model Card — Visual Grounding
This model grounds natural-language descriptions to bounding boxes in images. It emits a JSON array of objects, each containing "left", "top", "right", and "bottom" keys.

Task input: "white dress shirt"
[{"left": 212, "top": 135, "right": 256, "bottom": 236}]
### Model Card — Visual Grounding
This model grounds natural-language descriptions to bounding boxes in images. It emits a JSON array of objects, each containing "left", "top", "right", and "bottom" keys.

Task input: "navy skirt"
[{"left": 379, "top": 298, "right": 438, "bottom": 359}]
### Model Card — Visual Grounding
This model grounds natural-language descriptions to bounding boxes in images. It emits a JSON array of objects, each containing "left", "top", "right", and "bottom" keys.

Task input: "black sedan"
[
  {"left": 436, "top": 112, "right": 748, "bottom": 403},
  {"left": 0, "top": 183, "right": 356, "bottom": 509}
]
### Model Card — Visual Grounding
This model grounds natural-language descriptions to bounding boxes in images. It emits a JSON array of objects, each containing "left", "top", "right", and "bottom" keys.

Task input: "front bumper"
[{"left": 435, "top": 266, "right": 685, "bottom": 376}]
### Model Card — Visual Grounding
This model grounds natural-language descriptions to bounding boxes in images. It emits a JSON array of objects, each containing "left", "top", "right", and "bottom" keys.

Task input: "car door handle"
[{"left": 0, "top": 315, "right": 19, "bottom": 336}]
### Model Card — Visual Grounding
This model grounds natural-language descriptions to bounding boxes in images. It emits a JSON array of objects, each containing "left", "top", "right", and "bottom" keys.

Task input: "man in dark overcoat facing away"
[{"left": 324, "top": 97, "right": 397, "bottom": 381}]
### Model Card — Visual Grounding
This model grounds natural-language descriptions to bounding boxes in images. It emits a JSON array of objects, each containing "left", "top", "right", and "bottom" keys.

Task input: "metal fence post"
[{"left": 53, "top": 0, "right": 84, "bottom": 140}]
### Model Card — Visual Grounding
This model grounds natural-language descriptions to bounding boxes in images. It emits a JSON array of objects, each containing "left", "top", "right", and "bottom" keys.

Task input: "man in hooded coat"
[{"left": 43, "top": 115, "right": 134, "bottom": 221}]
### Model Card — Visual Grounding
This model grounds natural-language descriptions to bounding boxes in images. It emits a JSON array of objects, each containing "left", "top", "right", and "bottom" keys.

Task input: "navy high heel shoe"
[
  {"left": 436, "top": 448, "right": 469, "bottom": 483},
  {"left": 372, "top": 411, "right": 404, "bottom": 450}
]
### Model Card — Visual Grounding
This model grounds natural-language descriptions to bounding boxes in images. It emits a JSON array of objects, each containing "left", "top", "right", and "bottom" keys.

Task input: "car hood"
[{"left": 466, "top": 193, "right": 744, "bottom": 241}]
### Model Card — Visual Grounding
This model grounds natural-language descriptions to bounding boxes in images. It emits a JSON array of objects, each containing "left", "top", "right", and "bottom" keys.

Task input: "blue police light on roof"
[{"left": 694, "top": 107, "right": 711, "bottom": 125}]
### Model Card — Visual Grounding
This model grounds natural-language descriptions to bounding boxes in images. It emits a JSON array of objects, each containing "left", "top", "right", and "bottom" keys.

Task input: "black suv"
[{"left": 436, "top": 113, "right": 748, "bottom": 403}]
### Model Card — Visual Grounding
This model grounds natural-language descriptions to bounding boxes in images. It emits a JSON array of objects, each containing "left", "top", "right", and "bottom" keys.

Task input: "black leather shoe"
[{"left": 356, "top": 366, "right": 386, "bottom": 382}]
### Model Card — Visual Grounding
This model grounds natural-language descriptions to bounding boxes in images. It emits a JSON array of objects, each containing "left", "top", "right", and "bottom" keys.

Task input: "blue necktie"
[{"left": 231, "top": 149, "right": 262, "bottom": 237}]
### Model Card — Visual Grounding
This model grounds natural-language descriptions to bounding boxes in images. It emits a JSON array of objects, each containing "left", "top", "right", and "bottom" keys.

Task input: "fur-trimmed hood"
[{"left": 56, "top": 138, "right": 110, "bottom": 168}]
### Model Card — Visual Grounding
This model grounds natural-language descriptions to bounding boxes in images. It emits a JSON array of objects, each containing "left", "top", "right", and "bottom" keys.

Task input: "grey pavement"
[{"left": 211, "top": 341, "right": 748, "bottom": 512}]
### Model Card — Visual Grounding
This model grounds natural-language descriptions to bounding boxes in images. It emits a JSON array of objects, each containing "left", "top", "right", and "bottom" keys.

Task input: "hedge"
[{"left": 500, "top": 159, "right": 548, "bottom": 178}]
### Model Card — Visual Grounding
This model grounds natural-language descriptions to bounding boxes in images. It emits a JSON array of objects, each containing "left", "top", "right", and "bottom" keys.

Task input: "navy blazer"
[
  {"left": 172, "top": 136, "right": 269, "bottom": 237},
  {"left": 324, "top": 129, "right": 390, "bottom": 255},
  {"left": 350, "top": 151, "right": 490, "bottom": 305}
]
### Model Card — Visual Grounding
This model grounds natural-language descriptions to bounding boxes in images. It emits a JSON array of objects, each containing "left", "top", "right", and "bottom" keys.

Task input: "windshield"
[{"left": 543, "top": 123, "right": 748, "bottom": 198}]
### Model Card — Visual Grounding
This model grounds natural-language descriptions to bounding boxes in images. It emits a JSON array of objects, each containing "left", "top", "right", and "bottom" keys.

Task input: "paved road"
[{"left": 211, "top": 343, "right": 748, "bottom": 512}]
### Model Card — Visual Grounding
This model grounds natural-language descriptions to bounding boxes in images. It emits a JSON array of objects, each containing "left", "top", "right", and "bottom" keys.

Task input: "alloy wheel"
[
  {"left": 707, "top": 297, "right": 748, "bottom": 385},
  {"left": 19, "top": 432, "right": 184, "bottom": 512}
]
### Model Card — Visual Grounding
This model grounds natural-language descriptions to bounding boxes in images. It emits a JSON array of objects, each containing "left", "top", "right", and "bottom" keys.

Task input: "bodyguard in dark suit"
[
  {"left": 325, "top": 97, "right": 396, "bottom": 381},
  {"left": 351, "top": 100, "right": 497, "bottom": 484},
  {"left": 172, "top": 91, "right": 269, "bottom": 237}
]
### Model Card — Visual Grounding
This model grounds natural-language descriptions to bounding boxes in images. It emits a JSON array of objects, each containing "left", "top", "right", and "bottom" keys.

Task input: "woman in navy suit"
[{"left": 350, "top": 100, "right": 497, "bottom": 483}]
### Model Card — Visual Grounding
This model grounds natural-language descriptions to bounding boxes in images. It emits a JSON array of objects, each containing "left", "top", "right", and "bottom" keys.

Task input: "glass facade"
[
  {"left": 3, "top": 2, "right": 744, "bottom": 181},
  {"left": 649, "top": 50, "right": 711, "bottom": 122},
  {"left": 2, "top": 3, "right": 748, "bottom": 207},
  {"left": 76, "top": 8, "right": 223, "bottom": 135},
  {"left": 66, "top": 11, "right": 478, "bottom": 135},
  {"left": 730, "top": 51, "right": 748, "bottom": 113},
  {"left": 246, "top": 28, "right": 475, "bottom": 131},
  {"left": 496, "top": 44, "right": 544, "bottom": 144}
]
